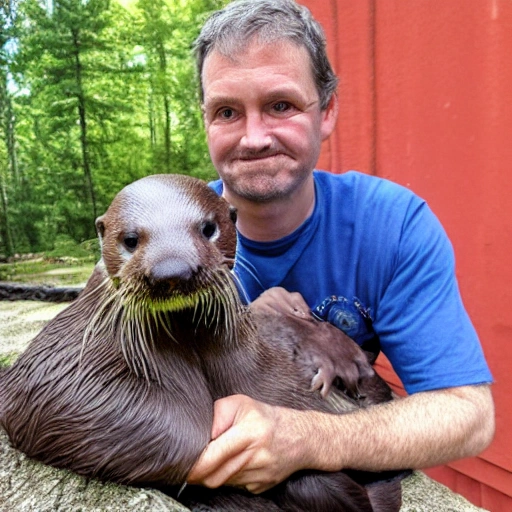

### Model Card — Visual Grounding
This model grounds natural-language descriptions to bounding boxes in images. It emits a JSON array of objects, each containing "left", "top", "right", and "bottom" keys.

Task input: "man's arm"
[{"left": 187, "top": 384, "right": 494, "bottom": 494}]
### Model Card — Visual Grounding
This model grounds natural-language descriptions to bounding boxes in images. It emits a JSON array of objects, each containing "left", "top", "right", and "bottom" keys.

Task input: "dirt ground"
[
  {"left": 0, "top": 262, "right": 91, "bottom": 362},
  {"left": 0, "top": 300, "right": 68, "bottom": 361}
]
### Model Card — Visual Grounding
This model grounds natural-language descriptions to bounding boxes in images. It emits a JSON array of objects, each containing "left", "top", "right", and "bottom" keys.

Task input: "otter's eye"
[
  {"left": 201, "top": 221, "right": 217, "bottom": 240},
  {"left": 123, "top": 234, "right": 139, "bottom": 252}
]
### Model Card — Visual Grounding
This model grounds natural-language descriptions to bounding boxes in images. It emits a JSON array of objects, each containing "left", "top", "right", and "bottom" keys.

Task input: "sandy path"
[{"left": 0, "top": 301, "right": 68, "bottom": 358}]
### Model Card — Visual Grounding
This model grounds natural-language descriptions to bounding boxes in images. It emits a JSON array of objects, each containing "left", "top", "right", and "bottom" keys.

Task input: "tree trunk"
[
  {"left": 163, "top": 92, "right": 171, "bottom": 172},
  {"left": 0, "top": 67, "right": 14, "bottom": 256},
  {"left": 71, "top": 27, "right": 98, "bottom": 225},
  {"left": 149, "top": 94, "right": 156, "bottom": 146},
  {"left": 0, "top": 174, "right": 13, "bottom": 256},
  {"left": 157, "top": 40, "right": 171, "bottom": 173}
]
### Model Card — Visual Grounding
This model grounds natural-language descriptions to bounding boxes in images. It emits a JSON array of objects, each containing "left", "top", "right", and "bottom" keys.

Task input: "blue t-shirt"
[{"left": 210, "top": 170, "right": 492, "bottom": 394}]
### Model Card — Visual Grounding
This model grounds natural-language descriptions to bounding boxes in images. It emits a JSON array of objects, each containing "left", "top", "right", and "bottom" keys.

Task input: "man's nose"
[{"left": 240, "top": 112, "right": 272, "bottom": 150}]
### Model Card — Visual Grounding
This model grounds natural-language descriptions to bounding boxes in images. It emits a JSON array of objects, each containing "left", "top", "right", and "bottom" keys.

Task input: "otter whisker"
[
  {"left": 230, "top": 268, "right": 251, "bottom": 305},
  {"left": 209, "top": 292, "right": 218, "bottom": 330},
  {"left": 211, "top": 268, "right": 243, "bottom": 343},
  {"left": 204, "top": 289, "right": 213, "bottom": 322},
  {"left": 218, "top": 268, "right": 252, "bottom": 348},
  {"left": 123, "top": 316, "right": 147, "bottom": 380},
  {"left": 197, "top": 291, "right": 213, "bottom": 329},
  {"left": 115, "top": 297, "right": 164, "bottom": 385},
  {"left": 158, "top": 311, "right": 177, "bottom": 342},
  {"left": 211, "top": 282, "right": 224, "bottom": 337},
  {"left": 119, "top": 303, "right": 138, "bottom": 373},
  {"left": 131, "top": 307, "right": 160, "bottom": 384},
  {"left": 152, "top": 310, "right": 170, "bottom": 344},
  {"left": 198, "top": 292, "right": 209, "bottom": 327},
  {"left": 118, "top": 322, "right": 134, "bottom": 377},
  {"left": 192, "top": 298, "right": 201, "bottom": 325},
  {"left": 206, "top": 275, "right": 221, "bottom": 335},
  {"left": 145, "top": 312, "right": 164, "bottom": 379},
  {"left": 81, "top": 279, "right": 122, "bottom": 368}
]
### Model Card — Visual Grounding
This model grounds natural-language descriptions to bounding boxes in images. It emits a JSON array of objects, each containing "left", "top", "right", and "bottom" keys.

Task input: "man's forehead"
[
  {"left": 201, "top": 40, "right": 314, "bottom": 95},
  {"left": 209, "top": 31, "right": 306, "bottom": 59},
  {"left": 203, "top": 38, "right": 311, "bottom": 74}
]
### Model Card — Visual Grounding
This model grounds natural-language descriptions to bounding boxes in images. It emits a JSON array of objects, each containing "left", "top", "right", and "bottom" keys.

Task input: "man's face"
[{"left": 201, "top": 39, "right": 337, "bottom": 204}]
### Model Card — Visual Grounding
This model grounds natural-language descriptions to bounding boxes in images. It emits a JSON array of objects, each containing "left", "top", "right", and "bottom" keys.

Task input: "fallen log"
[{"left": 0, "top": 282, "right": 83, "bottom": 303}]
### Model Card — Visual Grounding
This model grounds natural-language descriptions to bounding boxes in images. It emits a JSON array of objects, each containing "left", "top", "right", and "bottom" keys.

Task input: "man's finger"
[{"left": 187, "top": 426, "right": 249, "bottom": 484}]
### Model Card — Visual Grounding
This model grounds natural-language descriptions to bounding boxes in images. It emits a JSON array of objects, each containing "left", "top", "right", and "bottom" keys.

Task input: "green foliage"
[
  {"left": 0, "top": 0, "right": 227, "bottom": 257},
  {"left": 45, "top": 234, "right": 99, "bottom": 259},
  {"left": 0, "top": 352, "right": 17, "bottom": 369},
  {"left": 0, "top": 256, "right": 96, "bottom": 284}
]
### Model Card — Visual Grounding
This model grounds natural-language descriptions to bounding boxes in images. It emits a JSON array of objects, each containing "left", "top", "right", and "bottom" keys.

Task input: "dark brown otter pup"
[{"left": 0, "top": 174, "right": 405, "bottom": 512}]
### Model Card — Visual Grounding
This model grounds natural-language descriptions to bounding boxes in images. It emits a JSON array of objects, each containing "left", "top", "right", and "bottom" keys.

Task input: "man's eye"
[
  {"left": 218, "top": 108, "right": 235, "bottom": 119},
  {"left": 273, "top": 102, "right": 291, "bottom": 113}
]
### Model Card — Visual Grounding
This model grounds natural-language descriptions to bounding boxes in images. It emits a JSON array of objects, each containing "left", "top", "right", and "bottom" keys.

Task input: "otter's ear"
[
  {"left": 95, "top": 216, "right": 105, "bottom": 247},
  {"left": 229, "top": 206, "right": 237, "bottom": 225}
]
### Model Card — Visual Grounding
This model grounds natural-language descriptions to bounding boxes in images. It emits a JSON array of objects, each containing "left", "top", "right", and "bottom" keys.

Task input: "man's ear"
[{"left": 320, "top": 93, "right": 339, "bottom": 141}]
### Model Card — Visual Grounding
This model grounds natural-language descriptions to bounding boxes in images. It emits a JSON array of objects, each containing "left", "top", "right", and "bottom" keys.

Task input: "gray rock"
[
  {"left": 400, "top": 471, "right": 488, "bottom": 511},
  {"left": 0, "top": 428, "right": 188, "bottom": 512}
]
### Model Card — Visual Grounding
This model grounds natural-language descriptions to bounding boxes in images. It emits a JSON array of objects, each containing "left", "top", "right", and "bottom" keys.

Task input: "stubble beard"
[
  {"left": 230, "top": 175, "right": 289, "bottom": 203},
  {"left": 221, "top": 157, "right": 311, "bottom": 204}
]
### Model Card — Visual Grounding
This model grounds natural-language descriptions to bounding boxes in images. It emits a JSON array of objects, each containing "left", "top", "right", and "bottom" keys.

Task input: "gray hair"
[{"left": 194, "top": 0, "right": 338, "bottom": 110}]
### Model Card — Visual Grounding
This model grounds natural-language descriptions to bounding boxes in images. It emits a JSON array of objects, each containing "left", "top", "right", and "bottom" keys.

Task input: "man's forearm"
[
  {"left": 294, "top": 384, "right": 495, "bottom": 472},
  {"left": 187, "top": 385, "right": 494, "bottom": 493}
]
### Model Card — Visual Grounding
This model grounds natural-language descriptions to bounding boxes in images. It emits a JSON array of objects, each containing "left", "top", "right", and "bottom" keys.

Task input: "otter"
[{"left": 0, "top": 174, "right": 406, "bottom": 512}]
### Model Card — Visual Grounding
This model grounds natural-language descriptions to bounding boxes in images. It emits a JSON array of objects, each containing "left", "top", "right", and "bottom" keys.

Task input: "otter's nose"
[{"left": 149, "top": 258, "right": 197, "bottom": 284}]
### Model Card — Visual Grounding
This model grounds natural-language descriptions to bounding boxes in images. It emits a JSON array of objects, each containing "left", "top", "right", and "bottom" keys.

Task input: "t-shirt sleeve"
[{"left": 373, "top": 200, "right": 493, "bottom": 394}]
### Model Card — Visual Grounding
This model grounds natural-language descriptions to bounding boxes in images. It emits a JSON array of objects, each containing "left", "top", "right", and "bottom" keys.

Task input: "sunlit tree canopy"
[{"left": 0, "top": 0, "right": 227, "bottom": 256}]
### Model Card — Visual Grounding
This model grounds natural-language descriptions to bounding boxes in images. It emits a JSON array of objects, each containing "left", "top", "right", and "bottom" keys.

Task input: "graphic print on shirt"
[{"left": 313, "top": 295, "right": 381, "bottom": 362}]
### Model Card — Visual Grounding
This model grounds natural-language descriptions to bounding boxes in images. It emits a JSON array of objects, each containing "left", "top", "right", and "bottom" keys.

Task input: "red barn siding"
[{"left": 301, "top": 1, "right": 512, "bottom": 509}]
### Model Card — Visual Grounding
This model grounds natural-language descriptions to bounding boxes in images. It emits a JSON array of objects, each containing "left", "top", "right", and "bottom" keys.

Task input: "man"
[{"left": 187, "top": 0, "right": 495, "bottom": 496}]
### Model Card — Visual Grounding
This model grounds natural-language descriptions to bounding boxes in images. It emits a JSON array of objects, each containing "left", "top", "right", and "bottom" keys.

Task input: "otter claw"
[{"left": 311, "top": 369, "right": 332, "bottom": 399}]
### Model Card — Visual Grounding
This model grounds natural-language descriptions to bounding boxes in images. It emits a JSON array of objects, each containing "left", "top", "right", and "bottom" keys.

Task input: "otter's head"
[{"left": 95, "top": 174, "right": 238, "bottom": 314}]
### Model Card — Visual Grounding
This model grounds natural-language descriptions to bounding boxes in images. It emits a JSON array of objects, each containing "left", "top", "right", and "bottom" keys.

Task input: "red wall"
[{"left": 301, "top": 1, "right": 512, "bottom": 510}]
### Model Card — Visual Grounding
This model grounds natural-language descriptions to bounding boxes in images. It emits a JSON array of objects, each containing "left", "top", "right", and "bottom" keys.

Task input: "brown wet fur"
[{"left": 0, "top": 174, "right": 406, "bottom": 512}]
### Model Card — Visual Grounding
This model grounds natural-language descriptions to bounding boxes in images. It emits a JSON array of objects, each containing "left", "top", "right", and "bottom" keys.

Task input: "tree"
[
  {"left": 10, "top": 0, "right": 150, "bottom": 245},
  {"left": 0, "top": 0, "right": 17, "bottom": 256},
  {"left": 15, "top": 0, "right": 123, "bottom": 227},
  {"left": 136, "top": 0, "right": 224, "bottom": 178},
  {"left": 0, "top": 0, "right": 225, "bottom": 255}
]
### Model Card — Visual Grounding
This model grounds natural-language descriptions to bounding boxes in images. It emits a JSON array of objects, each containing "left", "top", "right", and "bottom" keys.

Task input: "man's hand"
[
  {"left": 251, "top": 287, "right": 375, "bottom": 399},
  {"left": 251, "top": 287, "right": 312, "bottom": 319},
  {"left": 187, "top": 395, "right": 308, "bottom": 494}
]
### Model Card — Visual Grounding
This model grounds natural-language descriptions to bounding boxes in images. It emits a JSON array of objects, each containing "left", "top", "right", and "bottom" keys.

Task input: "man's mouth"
[
  {"left": 237, "top": 152, "right": 285, "bottom": 162},
  {"left": 234, "top": 148, "right": 285, "bottom": 160}
]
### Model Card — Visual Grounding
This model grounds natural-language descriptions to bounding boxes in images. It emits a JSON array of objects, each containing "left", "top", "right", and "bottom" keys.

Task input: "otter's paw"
[{"left": 297, "top": 320, "right": 375, "bottom": 399}]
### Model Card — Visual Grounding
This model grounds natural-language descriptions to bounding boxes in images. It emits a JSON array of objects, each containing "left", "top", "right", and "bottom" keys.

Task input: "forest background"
[{"left": 0, "top": 0, "right": 227, "bottom": 268}]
